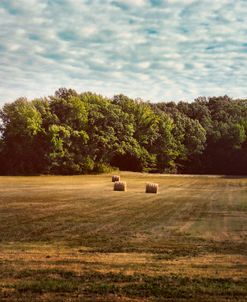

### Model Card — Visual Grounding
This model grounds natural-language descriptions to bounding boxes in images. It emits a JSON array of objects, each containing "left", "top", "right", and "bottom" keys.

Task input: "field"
[{"left": 0, "top": 173, "right": 247, "bottom": 301}]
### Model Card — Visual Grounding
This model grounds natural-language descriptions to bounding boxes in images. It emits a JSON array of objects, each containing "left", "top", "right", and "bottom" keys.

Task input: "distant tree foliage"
[{"left": 0, "top": 90, "right": 246, "bottom": 175}]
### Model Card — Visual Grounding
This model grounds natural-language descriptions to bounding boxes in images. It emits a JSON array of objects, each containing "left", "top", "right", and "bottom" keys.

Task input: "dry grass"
[{"left": 0, "top": 172, "right": 247, "bottom": 301}]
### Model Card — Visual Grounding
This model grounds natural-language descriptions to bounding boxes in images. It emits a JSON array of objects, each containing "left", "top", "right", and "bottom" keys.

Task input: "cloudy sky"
[{"left": 0, "top": 0, "right": 247, "bottom": 104}]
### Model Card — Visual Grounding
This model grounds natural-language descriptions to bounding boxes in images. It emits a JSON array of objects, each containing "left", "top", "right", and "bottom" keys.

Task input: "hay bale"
[
  {"left": 112, "top": 175, "right": 120, "bottom": 182},
  {"left": 146, "top": 183, "right": 158, "bottom": 194},
  {"left": 114, "top": 181, "right": 126, "bottom": 191}
]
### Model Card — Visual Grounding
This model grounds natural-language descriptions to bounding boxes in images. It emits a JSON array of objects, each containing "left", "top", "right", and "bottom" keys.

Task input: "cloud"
[
  {"left": 0, "top": 0, "right": 247, "bottom": 104},
  {"left": 121, "top": 0, "right": 148, "bottom": 6}
]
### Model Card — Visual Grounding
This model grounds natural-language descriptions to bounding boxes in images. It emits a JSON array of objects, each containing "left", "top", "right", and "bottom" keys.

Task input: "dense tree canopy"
[{"left": 0, "top": 90, "right": 246, "bottom": 175}]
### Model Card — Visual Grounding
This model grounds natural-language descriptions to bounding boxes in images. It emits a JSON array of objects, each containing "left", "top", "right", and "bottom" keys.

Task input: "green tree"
[{"left": 0, "top": 98, "right": 43, "bottom": 174}]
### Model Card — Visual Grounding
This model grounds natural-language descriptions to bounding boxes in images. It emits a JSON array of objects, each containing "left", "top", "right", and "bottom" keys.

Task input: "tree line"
[{"left": 0, "top": 88, "right": 246, "bottom": 175}]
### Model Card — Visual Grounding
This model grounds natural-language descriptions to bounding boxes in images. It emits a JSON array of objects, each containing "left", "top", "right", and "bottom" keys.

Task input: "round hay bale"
[
  {"left": 114, "top": 181, "right": 126, "bottom": 191},
  {"left": 146, "top": 183, "right": 158, "bottom": 194},
  {"left": 112, "top": 175, "right": 120, "bottom": 182}
]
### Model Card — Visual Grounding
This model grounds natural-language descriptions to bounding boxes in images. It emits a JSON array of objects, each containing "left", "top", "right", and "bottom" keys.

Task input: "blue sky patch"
[{"left": 0, "top": 0, "right": 247, "bottom": 103}]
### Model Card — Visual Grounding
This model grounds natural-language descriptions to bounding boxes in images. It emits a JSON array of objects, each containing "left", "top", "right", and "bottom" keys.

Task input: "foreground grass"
[{"left": 0, "top": 173, "right": 247, "bottom": 301}]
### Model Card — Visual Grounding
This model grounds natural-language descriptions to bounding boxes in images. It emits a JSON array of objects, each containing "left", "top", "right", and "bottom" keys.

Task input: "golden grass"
[
  {"left": 1, "top": 243, "right": 247, "bottom": 279},
  {"left": 0, "top": 172, "right": 247, "bottom": 301}
]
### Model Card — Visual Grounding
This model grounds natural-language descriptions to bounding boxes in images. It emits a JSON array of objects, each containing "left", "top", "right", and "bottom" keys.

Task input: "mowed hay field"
[{"left": 0, "top": 173, "right": 247, "bottom": 302}]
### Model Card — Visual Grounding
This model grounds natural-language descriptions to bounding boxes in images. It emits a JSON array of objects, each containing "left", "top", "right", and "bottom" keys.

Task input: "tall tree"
[{"left": 0, "top": 98, "right": 43, "bottom": 174}]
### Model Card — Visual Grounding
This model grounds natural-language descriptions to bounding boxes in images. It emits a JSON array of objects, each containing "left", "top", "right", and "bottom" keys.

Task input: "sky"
[{"left": 0, "top": 0, "right": 247, "bottom": 104}]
